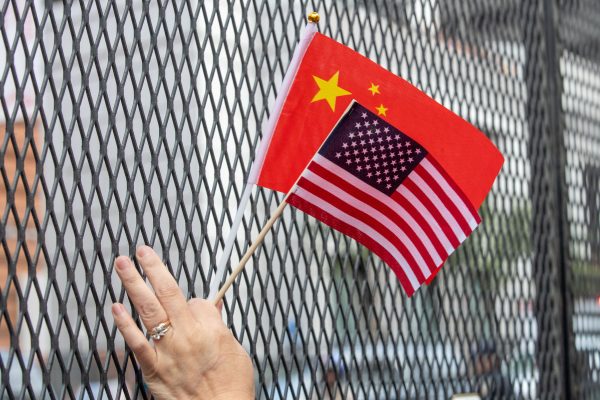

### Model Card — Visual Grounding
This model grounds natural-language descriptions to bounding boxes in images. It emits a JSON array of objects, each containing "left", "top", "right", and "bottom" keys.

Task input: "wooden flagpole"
[
  {"left": 213, "top": 199, "right": 289, "bottom": 304},
  {"left": 212, "top": 12, "right": 321, "bottom": 304},
  {"left": 209, "top": 12, "right": 320, "bottom": 300}
]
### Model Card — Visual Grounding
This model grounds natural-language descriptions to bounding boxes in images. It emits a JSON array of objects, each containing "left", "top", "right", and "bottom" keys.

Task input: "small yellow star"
[
  {"left": 368, "top": 83, "right": 380, "bottom": 95},
  {"left": 311, "top": 71, "right": 351, "bottom": 111},
  {"left": 375, "top": 104, "right": 388, "bottom": 116}
]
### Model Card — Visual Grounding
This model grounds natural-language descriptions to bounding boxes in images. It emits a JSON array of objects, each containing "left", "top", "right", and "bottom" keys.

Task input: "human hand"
[{"left": 111, "top": 245, "right": 255, "bottom": 400}]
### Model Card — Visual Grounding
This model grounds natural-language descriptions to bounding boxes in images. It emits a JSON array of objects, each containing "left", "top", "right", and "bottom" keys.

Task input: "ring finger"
[{"left": 114, "top": 256, "right": 169, "bottom": 333}]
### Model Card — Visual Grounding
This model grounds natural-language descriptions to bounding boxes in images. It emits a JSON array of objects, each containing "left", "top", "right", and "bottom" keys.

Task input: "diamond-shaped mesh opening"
[{"left": 1, "top": 0, "right": 599, "bottom": 398}]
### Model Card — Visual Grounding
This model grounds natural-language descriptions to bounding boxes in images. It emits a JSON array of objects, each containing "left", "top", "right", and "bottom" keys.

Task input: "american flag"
[{"left": 286, "top": 102, "right": 481, "bottom": 296}]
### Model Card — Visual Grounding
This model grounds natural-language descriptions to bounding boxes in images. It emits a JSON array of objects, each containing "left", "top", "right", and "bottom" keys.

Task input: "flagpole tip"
[{"left": 307, "top": 12, "right": 320, "bottom": 23}]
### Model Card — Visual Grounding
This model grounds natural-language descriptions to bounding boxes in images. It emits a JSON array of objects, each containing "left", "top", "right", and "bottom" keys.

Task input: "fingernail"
[
  {"left": 136, "top": 245, "right": 151, "bottom": 258},
  {"left": 112, "top": 303, "right": 124, "bottom": 316},
  {"left": 115, "top": 257, "right": 129, "bottom": 271}
]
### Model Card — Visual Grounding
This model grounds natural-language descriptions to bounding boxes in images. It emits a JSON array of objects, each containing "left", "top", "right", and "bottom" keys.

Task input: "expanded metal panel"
[
  {"left": 559, "top": 0, "right": 600, "bottom": 399},
  {"left": 0, "top": 0, "right": 597, "bottom": 399}
]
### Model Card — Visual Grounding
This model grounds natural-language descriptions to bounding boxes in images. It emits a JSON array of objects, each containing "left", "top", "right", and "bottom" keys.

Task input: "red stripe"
[
  {"left": 287, "top": 192, "right": 417, "bottom": 296},
  {"left": 414, "top": 163, "right": 472, "bottom": 237},
  {"left": 307, "top": 161, "right": 438, "bottom": 270},
  {"left": 425, "top": 263, "right": 444, "bottom": 285},
  {"left": 296, "top": 176, "right": 427, "bottom": 283},
  {"left": 425, "top": 155, "right": 481, "bottom": 223},
  {"left": 402, "top": 177, "right": 461, "bottom": 248},
  {"left": 389, "top": 191, "right": 449, "bottom": 258}
]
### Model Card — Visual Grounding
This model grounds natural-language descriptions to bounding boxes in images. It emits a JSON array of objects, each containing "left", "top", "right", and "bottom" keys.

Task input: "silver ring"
[{"left": 149, "top": 321, "right": 171, "bottom": 340}]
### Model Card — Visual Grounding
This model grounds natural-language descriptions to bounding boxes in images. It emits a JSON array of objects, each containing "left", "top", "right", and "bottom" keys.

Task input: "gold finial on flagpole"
[{"left": 307, "top": 11, "right": 320, "bottom": 23}]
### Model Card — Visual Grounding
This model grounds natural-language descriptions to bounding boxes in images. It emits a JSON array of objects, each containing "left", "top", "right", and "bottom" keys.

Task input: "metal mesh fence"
[
  {"left": 559, "top": 0, "right": 600, "bottom": 398},
  {"left": 0, "top": 0, "right": 598, "bottom": 399}
]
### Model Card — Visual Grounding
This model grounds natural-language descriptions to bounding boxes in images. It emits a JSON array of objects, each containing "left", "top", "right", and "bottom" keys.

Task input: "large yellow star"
[
  {"left": 311, "top": 71, "right": 351, "bottom": 111},
  {"left": 375, "top": 104, "right": 388, "bottom": 116},
  {"left": 368, "top": 83, "right": 380, "bottom": 95}
]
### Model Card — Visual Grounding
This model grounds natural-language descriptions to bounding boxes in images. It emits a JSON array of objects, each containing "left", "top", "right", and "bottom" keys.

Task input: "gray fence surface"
[{"left": 1, "top": 0, "right": 599, "bottom": 399}]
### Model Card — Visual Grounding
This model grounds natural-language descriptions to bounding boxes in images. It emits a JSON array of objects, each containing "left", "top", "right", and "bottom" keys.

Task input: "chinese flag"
[
  {"left": 252, "top": 32, "right": 503, "bottom": 293},
  {"left": 255, "top": 33, "right": 503, "bottom": 211}
]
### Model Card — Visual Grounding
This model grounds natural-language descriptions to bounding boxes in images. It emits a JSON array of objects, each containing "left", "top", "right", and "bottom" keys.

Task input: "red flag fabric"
[
  {"left": 254, "top": 33, "right": 503, "bottom": 210},
  {"left": 286, "top": 102, "right": 481, "bottom": 296}
]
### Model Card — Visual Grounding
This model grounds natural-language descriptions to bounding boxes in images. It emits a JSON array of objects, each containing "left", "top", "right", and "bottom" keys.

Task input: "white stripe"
[
  {"left": 409, "top": 172, "right": 467, "bottom": 242},
  {"left": 466, "top": 216, "right": 478, "bottom": 230},
  {"left": 396, "top": 185, "right": 454, "bottom": 256},
  {"left": 421, "top": 158, "right": 479, "bottom": 230},
  {"left": 314, "top": 155, "right": 443, "bottom": 265},
  {"left": 294, "top": 186, "right": 420, "bottom": 291},
  {"left": 303, "top": 169, "right": 432, "bottom": 278}
]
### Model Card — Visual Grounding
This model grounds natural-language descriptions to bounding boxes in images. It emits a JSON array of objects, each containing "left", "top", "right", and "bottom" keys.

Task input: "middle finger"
[
  {"left": 115, "top": 256, "right": 169, "bottom": 331},
  {"left": 135, "top": 245, "right": 192, "bottom": 324}
]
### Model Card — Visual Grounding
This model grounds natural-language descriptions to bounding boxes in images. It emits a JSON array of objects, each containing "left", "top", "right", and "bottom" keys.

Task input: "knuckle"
[
  {"left": 142, "top": 364, "right": 159, "bottom": 381},
  {"left": 214, "top": 325, "right": 233, "bottom": 343},
  {"left": 129, "top": 338, "right": 149, "bottom": 354},
  {"left": 138, "top": 301, "right": 163, "bottom": 320},
  {"left": 142, "top": 253, "right": 163, "bottom": 269},
  {"left": 122, "top": 274, "right": 141, "bottom": 287},
  {"left": 115, "top": 315, "right": 132, "bottom": 331},
  {"left": 188, "top": 298, "right": 215, "bottom": 314},
  {"left": 188, "top": 297, "right": 217, "bottom": 312},
  {"left": 187, "top": 298, "right": 204, "bottom": 307},
  {"left": 114, "top": 319, "right": 127, "bottom": 333},
  {"left": 154, "top": 284, "right": 181, "bottom": 299}
]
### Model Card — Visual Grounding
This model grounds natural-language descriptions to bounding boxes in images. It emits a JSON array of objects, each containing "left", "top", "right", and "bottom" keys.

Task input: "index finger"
[{"left": 135, "top": 245, "right": 192, "bottom": 324}]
